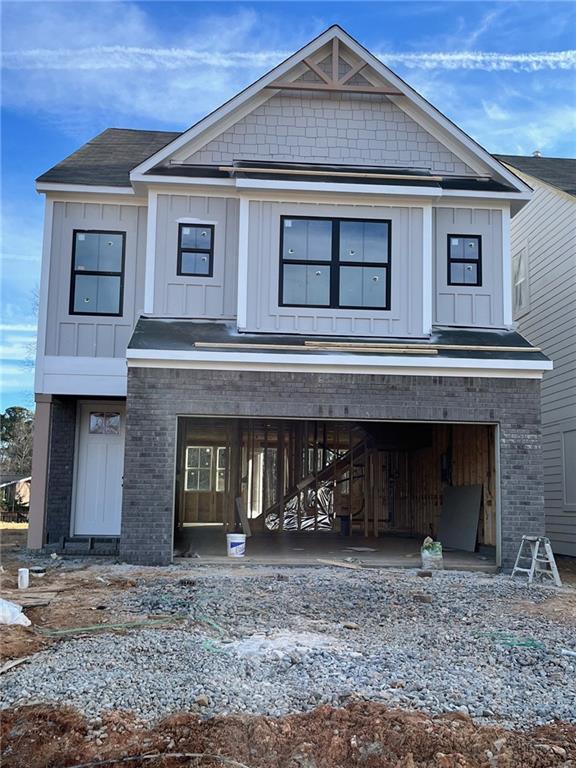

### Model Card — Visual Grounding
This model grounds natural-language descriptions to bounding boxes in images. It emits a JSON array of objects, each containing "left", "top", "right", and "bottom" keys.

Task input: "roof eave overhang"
[
  {"left": 36, "top": 181, "right": 137, "bottom": 196},
  {"left": 130, "top": 172, "right": 531, "bottom": 206},
  {"left": 126, "top": 348, "right": 552, "bottom": 380}
]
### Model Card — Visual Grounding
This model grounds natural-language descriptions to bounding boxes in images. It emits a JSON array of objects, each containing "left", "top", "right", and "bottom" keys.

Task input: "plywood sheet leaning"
[{"left": 438, "top": 485, "right": 482, "bottom": 552}]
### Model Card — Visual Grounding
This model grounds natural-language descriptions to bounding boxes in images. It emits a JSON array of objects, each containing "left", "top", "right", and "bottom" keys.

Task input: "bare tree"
[{"left": 1, "top": 407, "right": 34, "bottom": 476}]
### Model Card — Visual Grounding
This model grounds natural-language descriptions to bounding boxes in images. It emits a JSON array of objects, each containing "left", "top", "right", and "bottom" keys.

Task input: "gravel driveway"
[{"left": 2, "top": 566, "right": 575, "bottom": 728}]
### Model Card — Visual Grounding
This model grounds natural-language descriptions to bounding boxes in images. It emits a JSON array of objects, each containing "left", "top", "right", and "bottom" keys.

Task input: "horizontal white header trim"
[
  {"left": 126, "top": 349, "right": 551, "bottom": 379},
  {"left": 38, "top": 356, "right": 127, "bottom": 396},
  {"left": 131, "top": 173, "right": 530, "bottom": 203},
  {"left": 36, "top": 182, "right": 136, "bottom": 195}
]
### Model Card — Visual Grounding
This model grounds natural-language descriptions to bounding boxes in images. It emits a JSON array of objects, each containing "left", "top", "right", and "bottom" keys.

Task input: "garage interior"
[{"left": 174, "top": 417, "right": 497, "bottom": 567}]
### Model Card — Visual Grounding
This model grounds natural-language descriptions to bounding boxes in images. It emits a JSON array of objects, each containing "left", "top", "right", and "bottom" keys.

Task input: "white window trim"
[{"left": 512, "top": 242, "right": 531, "bottom": 320}]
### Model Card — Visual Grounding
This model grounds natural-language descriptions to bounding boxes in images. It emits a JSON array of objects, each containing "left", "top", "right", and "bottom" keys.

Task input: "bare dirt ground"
[
  {"left": 3, "top": 701, "right": 576, "bottom": 768},
  {"left": 2, "top": 526, "right": 576, "bottom": 768}
]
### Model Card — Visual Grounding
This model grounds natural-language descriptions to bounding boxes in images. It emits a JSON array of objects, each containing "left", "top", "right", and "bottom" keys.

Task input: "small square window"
[
  {"left": 89, "top": 412, "right": 121, "bottom": 434},
  {"left": 178, "top": 224, "right": 214, "bottom": 277},
  {"left": 447, "top": 235, "right": 482, "bottom": 286}
]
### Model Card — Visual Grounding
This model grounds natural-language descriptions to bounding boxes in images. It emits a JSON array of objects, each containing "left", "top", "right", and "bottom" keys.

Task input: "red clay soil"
[{"left": 2, "top": 702, "right": 575, "bottom": 768}]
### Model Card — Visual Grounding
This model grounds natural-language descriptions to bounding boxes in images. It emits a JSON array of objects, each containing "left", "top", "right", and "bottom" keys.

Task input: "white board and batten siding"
[
  {"left": 153, "top": 194, "right": 239, "bottom": 318},
  {"left": 45, "top": 202, "right": 147, "bottom": 358},
  {"left": 244, "top": 201, "right": 423, "bottom": 337},
  {"left": 511, "top": 175, "right": 576, "bottom": 556},
  {"left": 434, "top": 208, "right": 504, "bottom": 328}
]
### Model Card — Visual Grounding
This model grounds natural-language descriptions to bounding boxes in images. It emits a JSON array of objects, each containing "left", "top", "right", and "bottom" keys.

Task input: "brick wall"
[
  {"left": 121, "top": 368, "right": 544, "bottom": 568},
  {"left": 45, "top": 397, "right": 76, "bottom": 543},
  {"left": 185, "top": 92, "right": 475, "bottom": 176}
]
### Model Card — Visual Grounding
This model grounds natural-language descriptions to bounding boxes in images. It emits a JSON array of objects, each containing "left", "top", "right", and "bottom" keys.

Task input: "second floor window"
[
  {"left": 279, "top": 216, "right": 391, "bottom": 310},
  {"left": 70, "top": 230, "right": 125, "bottom": 316},
  {"left": 447, "top": 235, "right": 482, "bottom": 287},
  {"left": 178, "top": 223, "right": 214, "bottom": 277},
  {"left": 512, "top": 246, "right": 529, "bottom": 317}
]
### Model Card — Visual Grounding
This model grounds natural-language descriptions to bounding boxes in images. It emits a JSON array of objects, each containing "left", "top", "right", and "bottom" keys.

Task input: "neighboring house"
[
  {"left": 494, "top": 154, "right": 576, "bottom": 557},
  {"left": 28, "top": 26, "right": 552, "bottom": 567},
  {"left": 0, "top": 474, "right": 31, "bottom": 522}
]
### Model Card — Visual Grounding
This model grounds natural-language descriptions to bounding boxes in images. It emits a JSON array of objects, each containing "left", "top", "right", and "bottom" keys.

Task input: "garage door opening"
[{"left": 174, "top": 418, "right": 497, "bottom": 567}]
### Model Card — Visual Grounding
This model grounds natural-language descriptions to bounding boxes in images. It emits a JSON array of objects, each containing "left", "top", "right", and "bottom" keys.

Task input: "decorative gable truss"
[{"left": 130, "top": 26, "right": 531, "bottom": 196}]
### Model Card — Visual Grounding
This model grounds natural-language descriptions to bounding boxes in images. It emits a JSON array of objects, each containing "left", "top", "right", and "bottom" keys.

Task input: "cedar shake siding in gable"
[{"left": 183, "top": 92, "right": 477, "bottom": 176}]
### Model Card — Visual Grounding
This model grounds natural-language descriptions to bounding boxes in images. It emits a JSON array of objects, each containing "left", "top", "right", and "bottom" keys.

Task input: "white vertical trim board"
[
  {"left": 501, "top": 203, "right": 513, "bottom": 327},
  {"left": 237, "top": 196, "right": 250, "bottom": 330},
  {"left": 494, "top": 423, "right": 502, "bottom": 568},
  {"left": 34, "top": 198, "right": 54, "bottom": 394},
  {"left": 422, "top": 205, "right": 433, "bottom": 336},
  {"left": 144, "top": 189, "right": 158, "bottom": 314}
]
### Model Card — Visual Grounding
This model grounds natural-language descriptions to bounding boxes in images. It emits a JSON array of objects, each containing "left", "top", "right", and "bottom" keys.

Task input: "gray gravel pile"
[{"left": 2, "top": 567, "right": 575, "bottom": 728}]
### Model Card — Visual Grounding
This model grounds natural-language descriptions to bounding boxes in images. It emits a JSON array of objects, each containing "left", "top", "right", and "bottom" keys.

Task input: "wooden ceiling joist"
[{"left": 267, "top": 36, "right": 403, "bottom": 97}]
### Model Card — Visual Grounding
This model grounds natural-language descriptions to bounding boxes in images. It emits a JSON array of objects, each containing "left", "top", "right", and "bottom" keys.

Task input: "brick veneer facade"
[
  {"left": 120, "top": 367, "right": 544, "bottom": 567},
  {"left": 44, "top": 397, "right": 77, "bottom": 544}
]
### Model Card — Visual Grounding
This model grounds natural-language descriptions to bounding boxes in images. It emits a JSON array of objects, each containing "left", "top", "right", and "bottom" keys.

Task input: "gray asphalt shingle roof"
[
  {"left": 128, "top": 317, "right": 549, "bottom": 362},
  {"left": 494, "top": 154, "right": 576, "bottom": 197},
  {"left": 36, "top": 128, "right": 180, "bottom": 187},
  {"left": 36, "top": 127, "right": 575, "bottom": 196}
]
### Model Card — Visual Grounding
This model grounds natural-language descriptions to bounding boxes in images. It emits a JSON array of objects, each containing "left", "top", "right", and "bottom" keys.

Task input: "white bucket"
[
  {"left": 18, "top": 568, "right": 30, "bottom": 589},
  {"left": 226, "top": 533, "right": 246, "bottom": 558}
]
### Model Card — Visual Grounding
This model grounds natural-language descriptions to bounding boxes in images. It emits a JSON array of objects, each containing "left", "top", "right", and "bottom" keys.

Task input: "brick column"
[
  {"left": 499, "top": 423, "right": 544, "bottom": 569},
  {"left": 119, "top": 375, "right": 175, "bottom": 565},
  {"left": 44, "top": 397, "right": 77, "bottom": 544}
]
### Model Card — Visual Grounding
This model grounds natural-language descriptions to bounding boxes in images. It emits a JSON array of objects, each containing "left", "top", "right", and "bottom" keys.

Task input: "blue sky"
[{"left": 1, "top": 0, "right": 575, "bottom": 411}]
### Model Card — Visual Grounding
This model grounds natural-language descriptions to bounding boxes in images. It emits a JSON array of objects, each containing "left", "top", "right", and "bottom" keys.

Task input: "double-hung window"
[
  {"left": 178, "top": 223, "right": 214, "bottom": 277},
  {"left": 70, "top": 230, "right": 125, "bottom": 316},
  {"left": 447, "top": 235, "right": 482, "bottom": 286},
  {"left": 279, "top": 216, "right": 391, "bottom": 310},
  {"left": 184, "top": 446, "right": 228, "bottom": 492}
]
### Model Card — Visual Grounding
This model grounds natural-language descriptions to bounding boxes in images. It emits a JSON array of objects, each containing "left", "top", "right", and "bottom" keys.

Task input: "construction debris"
[{"left": 0, "top": 598, "right": 31, "bottom": 627}]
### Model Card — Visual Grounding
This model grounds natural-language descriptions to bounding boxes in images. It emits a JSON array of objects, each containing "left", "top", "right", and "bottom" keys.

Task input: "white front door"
[{"left": 73, "top": 402, "right": 125, "bottom": 536}]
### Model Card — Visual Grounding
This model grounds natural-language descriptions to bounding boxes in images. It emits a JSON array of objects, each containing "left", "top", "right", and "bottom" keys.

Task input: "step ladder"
[{"left": 511, "top": 535, "right": 562, "bottom": 587}]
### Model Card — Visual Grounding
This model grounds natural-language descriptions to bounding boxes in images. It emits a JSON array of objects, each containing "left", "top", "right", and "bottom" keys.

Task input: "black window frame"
[
  {"left": 69, "top": 229, "right": 126, "bottom": 317},
  {"left": 278, "top": 215, "right": 392, "bottom": 311},
  {"left": 177, "top": 223, "right": 215, "bottom": 278},
  {"left": 447, "top": 234, "right": 482, "bottom": 287}
]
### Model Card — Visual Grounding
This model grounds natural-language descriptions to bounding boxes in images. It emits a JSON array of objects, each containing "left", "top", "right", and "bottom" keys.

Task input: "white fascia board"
[
  {"left": 235, "top": 178, "right": 441, "bottom": 197},
  {"left": 133, "top": 175, "right": 530, "bottom": 205},
  {"left": 236, "top": 179, "right": 530, "bottom": 205},
  {"left": 131, "top": 174, "right": 235, "bottom": 187},
  {"left": 38, "top": 356, "right": 127, "bottom": 396},
  {"left": 36, "top": 182, "right": 136, "bottom": 196},
  {"left": 126, "top": 349, "right": 552, "bottom": 379}
]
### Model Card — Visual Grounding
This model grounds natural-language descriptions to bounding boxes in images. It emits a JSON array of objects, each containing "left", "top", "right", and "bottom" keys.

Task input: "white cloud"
[
  {"left": 380, "top": 50, "right": 576, "bottom": 72},
  {"left": 4, "top": 46, "right": 575, "bottom": 74},
  {"left": 482, "top": 101, "right": 510, "bottom": 121}
]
